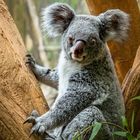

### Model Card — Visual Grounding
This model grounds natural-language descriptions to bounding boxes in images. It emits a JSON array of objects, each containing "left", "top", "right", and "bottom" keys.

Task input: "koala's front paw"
[
  {"left": 24, "top": 110, "right": 47, "bottom": 136},
  {"left": 26, "top": 54, "right": 36, "bottom": 68}
]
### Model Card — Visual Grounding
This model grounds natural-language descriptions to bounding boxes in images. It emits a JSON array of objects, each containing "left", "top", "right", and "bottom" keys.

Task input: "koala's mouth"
[{"left": 71, "top": 53, "right": 86, "bottom": 62}]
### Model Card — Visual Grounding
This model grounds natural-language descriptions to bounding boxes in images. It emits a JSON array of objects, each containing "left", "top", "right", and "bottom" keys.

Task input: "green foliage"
[
  {"left": 72, "top": 95, "right": 140, "bottom": 140},
  {"left": 72, "top": 122, "right": 102, "bottom": 140},
  {"left": 121, "top": 116, "right": 128, "bottom": 128},
  {"left": 131, "top": 96, "right": 140, "bottom": 101},
  {"left": 131, "top": 111, "right": 135, "bottom": 133},
  {"left": 137, "top": 132, "right": 140, "bottom": 139},
  {"left": 72, "top": 125, "right": 91, "bottom": 140},
  {"left": 113, "top": 131, "right": 136, "bottom": 140},
  {"left": 112, "top": 114, "right": 137, "bottom": 140},
  {"left": 113, "top": 131, "right": 127, "bottom": 137},
  {"left": 111, "top": 104, "right": 140, "bottom": 140},
  {"left": 89, "top": 122, "right": 102, "bottom": 140},
  {"left": 72, "top": 110, "right": 140, "bottom": 140}
]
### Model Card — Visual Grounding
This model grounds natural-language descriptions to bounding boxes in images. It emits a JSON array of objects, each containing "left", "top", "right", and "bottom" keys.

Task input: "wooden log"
[
  {"left": 86, "top": 0, "right": 140, "bottom": 83},
  {"left": 0, "top": 0, "right": 49, "bottom": 139}
]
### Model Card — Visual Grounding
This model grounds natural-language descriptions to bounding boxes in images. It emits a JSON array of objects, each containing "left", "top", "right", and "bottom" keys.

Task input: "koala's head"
[{"left": 42, "top": 3, "right": 129, "bottom": 65}]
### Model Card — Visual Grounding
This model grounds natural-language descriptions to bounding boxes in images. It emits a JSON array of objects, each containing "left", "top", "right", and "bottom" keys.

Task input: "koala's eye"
[{"left": 68, "top": 35, "right": 74, "bottom": 46}]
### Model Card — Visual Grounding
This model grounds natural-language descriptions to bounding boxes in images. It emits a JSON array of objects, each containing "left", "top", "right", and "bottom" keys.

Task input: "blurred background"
[{"left": 4, "top": 0, "right": 89, "bottom": 107}]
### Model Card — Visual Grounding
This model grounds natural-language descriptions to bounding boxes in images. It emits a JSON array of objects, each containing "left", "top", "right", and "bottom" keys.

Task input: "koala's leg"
[
  {"left": 61, "top": 105, "right": 112, "bottom": 140},
  {"left": 26, "top": 54, "right": 58, "bottom": 89}
]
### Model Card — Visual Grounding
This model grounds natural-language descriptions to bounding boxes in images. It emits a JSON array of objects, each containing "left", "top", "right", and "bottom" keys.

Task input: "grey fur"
[
  {"left": 41, "top": 3, "right": 75, "bottom": 37},
  {"left": 98, "top": 9, "right": 130, "bottom": 42},
  {"left": 26, "top": 3, "right": 129, "bottom": 140}
]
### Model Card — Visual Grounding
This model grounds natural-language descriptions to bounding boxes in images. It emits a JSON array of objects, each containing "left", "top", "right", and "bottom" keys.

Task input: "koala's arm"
[
  {"left": 26, "top": 55, "right": 58, "bottom": 89},
  {"left": 40, "top": 91, "right": 93, "bottom": 129},
  {"left": 32, "top": 65, "right": 58, "bottom": 89},
  {"left": 26, "top": 81, "right": 95, "bottom": 134}
]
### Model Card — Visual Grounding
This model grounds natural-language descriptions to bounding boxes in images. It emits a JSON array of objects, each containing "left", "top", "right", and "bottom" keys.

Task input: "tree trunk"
[
  {"left": 0, "top": 0, "right": 49, "bottom": 140},
  {"left": 4, "top": 0, "right": 27, "bottom": 42},
  {"left": 122, "top": 46, "right": 140, "bottom": 135},
  {"left": 86, "top": 0, "right": 140, "bottom": 83}
]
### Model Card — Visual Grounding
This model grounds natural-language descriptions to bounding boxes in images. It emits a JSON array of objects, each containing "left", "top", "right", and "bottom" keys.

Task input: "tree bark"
[
  {"left": 122, "top": 46, "right": 140, "bottom": 135},
  {"left": 86, "top": 0, "right": 140, "bottom": 83},
  {"left": 0, "top": 0, "right": 49, "bottom": 140},
  {"left": 4, "top": 0, "right": 27, "bottom": 42}
]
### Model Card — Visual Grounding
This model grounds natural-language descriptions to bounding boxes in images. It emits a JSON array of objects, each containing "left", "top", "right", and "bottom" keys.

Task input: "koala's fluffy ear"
[
  {"left": 41, "top": 3, "right": 75, "bottom": 37},
  {"left": 98, "top": 9, "right": 129, "bottom": 42}
]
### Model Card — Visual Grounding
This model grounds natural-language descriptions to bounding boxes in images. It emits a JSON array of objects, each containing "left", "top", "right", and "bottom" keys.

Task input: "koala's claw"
[
  {"left": 30, "top": 110, "right": 40, "bottom": 117},
  {"left": 29, "top": 121, "right": 46, "bottom": 137},
  {"left": 38, "top": 125, "right": 46, "bottom": 135},
  {"left": 24, "top": 110, "right": 46, "bottom": 137},
  {"left": 26, "top": 54, "right": 36, "bottom": 68},
  {"left": 24, "top": 116, "right": 36, "bottom": 124},
  {"left": 24, "top": 110, "right": 39, "bottom": 124}
]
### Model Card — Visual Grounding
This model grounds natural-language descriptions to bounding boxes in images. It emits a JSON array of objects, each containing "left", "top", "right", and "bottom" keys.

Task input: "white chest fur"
[
  {"left": 51, "top": 51, "right": 81, "bottom": 109},
  {"left": 58, "top": 51, "right": 81, "bottom": 95}
]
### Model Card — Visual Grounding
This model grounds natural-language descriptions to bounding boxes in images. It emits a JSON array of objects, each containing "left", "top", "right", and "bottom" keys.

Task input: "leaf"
[
  {"left": 131, "top": 110, "right": 135, "bottom": 133},
  {"left": 131, "top": 96, "right": 140, "bottom": 101},
  {"left": 72, "top": 131, "right": 82, "bottom": 140},
  {"left": 121, "top": 116, "right": 128, "bottom": 128},
  {"left": 89, "top": 122, "right": 102, "bottom": 140},
  {"left": 78, "top": 132, "right": 83, "bottom": 140},
  {"left": 126, "top": 132, "right": 136, "bottom": 140},
  {"left": 137, "top": 131, "right": 140, "bottom": 139},
  {"left": 78, "top": 135, "right": 82, "bottom": 140},
  {"left": 113, "top": 131, "right": 127, "bottom": 137}
]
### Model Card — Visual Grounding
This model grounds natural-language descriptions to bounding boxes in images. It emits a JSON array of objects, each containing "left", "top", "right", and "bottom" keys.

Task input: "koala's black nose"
[
  {"left": 74, "top": 40, "right": 85, "bottom": 55},
  {"left": 71, "top": 40, "right": 86, "bottom": 61}
]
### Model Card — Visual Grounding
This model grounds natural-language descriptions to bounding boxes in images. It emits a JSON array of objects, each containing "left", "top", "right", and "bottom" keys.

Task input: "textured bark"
[
  {"left": 4, "top": 0, "right": 27, "bottom": 42},
  {"left": 122, "top": 46, "right": 140, "bottom": 134},
  {"left": 0, "top": 0, "right": 49, "bottom": 140},
  {"left": 86, "top": 0, "right": 140, "bottom": 83}
]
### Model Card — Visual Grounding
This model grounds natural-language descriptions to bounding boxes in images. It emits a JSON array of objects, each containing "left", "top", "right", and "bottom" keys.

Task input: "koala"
[{"left": 25, "top": 3, "right": 129, "bottom": 140}]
